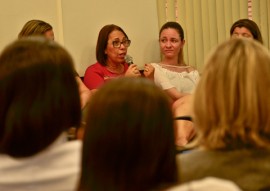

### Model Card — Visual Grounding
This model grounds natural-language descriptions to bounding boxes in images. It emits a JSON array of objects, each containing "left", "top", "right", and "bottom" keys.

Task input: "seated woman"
[
  {"left": 230, "top": 18, "right": 263, "bottom": 44},
  {"left": 151, "top": 21, "right": 200, "bottom": 100},
  {"left": 0, "top": 37, "right": 82, "bottom": 190},
  {"left": 84, "top": 24, "right": 154, "bottom": 91},
  {"left": 150, "top": 21, "right": 200, "bottom": 147}
]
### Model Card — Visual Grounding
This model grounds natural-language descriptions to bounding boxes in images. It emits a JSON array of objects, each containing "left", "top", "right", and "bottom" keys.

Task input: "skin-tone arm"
[
  {"left": 75, "top": 76, "right": 92, "bottom": 109},
  {"left": 161, "top": 64, "right": 196, "bottom": 101},
  {"left": 70, "top": 77, "right": 92, "bottom": 141},
  {"left": 172, "top": 94, "right": 196, "bottom": 147},
  {"left": 165, "top": 88, "right": 188, "bottom": 102}
]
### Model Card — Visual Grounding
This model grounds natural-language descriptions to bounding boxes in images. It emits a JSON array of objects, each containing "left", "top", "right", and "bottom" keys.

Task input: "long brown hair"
[
  {"left": 78, "top": 77, "right": 177, "bottom": 191},
  {"left": 0, "top": 37, "right": 81, "bottom": 157}
]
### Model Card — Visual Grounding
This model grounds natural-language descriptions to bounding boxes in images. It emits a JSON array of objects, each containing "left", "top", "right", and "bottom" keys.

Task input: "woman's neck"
[
  {"left": 161, "top": 57, "right": 185, "bottom": 66},
  {"left": 106, "top": 62, "right": 124, "bottom": 74}
]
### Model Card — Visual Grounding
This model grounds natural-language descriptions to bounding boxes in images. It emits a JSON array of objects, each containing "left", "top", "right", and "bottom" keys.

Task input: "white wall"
[
  {"left": 0, "top": 0, "right": 160, "bottom": 76},
  {"left": 0, "top": 0, "right": 62, "bottom": 50}
]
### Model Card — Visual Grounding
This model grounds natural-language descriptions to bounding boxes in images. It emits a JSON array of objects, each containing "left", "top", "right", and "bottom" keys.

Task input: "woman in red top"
[{"left": 84, "top": 24, "right": 154, "bottom": 90}]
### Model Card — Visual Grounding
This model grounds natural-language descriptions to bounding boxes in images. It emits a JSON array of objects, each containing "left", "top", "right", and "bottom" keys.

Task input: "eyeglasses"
[{"left": 112, "top": 39, "right": 131, "bottom": 48}]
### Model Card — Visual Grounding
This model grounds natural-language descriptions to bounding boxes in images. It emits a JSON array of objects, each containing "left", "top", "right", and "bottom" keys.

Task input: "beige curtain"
[
  {"left": 252, "top": 0, "right": 270, "bottom": 47},
  {"left": 156, "top": 0, "right": 270, "bottom": 72}
]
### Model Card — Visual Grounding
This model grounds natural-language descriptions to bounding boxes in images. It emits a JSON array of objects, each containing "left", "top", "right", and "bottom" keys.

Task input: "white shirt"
[
  {"left": 167, "top": 177, "right": 242, "bottom": 191},
  {"left": 151, "top": 63, "right": 200, "bottom": 93},
  {"left": 0, "top": 134, "right": 82, "bottom": 191}
]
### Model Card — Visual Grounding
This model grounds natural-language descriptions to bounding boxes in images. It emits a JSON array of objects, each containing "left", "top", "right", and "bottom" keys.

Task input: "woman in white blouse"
[
  {"left": 151, "top": 21, "right": 199, "bottom": 147},
  {"left": 151, "top": 21, "right": 199, "bottom": 101}
]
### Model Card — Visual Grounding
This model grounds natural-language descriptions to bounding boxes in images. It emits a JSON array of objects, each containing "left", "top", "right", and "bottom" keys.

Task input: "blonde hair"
[
  {"left": 18, "top": 20, "right": 52, "bottom": 38},
  {"left": 193, "top": 38, "right": 270, "bottom": 150}
]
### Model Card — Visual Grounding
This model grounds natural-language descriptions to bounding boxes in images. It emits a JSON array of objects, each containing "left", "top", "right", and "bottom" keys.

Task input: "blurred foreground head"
[
  {"left": 0, "top": 37, "right": 81, "bottom": 157},
  {"left": 79, "top": 77, "right": 177, "bottom": 191},
  {"left": 194, "top": 38, "right": 270, "bottom": 150}
]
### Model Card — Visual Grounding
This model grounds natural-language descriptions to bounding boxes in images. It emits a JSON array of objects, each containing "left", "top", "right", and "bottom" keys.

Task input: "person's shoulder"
[
  {"left": 85, "top": 62, "right": 106, "bottom": 73},
  {"left": 150, "top": 63, "right": 163, "bottom": 70},
  {"left": 87, "top": 62, "right": 104, "bottom": 69},
  {"left": 176, "top": 148, "right": 213, "bottom": 165},
  {"left": 167, "top": 177, "right": 242, "bottom": 191},
  {"left": 50, "top": 138, "right": 82, "bottom": 156},
  {"left": 150, "top": 62, "right": 160, "bottom": 66},
  {"left": 185, "top": 65, "right": 197, "bottom": 72}
]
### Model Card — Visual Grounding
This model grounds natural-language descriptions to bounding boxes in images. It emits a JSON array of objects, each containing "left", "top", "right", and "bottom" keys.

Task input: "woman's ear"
[{"left": 180, "top": 39, "right": 186, "bottom": 48}]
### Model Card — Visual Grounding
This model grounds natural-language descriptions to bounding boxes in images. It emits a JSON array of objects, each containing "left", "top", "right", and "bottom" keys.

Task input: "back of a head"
[
  {"left": 230, "top": 18, "right": 263, "bottom": 44},
  {"left": 193, "top": 38, "right": 270, "bottom": 150},
  {"left": 0, "top": 37, "right": 81, "bottom": 158},
  {"left": 79, "top": 77, "right": 177, "bottom": 191},
  {"left": 18, "top": 19, "right": 53, "bottom": 39}
]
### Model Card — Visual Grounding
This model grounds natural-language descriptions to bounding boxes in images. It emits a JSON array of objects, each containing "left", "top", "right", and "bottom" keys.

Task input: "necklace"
[
  {"left": 159, "top": 63, "right": 192, "bottom": 73},
  {"left": 160, "top": 63, "right": 190, "bottom": 69},
  {"left": 106, "top": 64, "right": 124, "bottom": 74}
]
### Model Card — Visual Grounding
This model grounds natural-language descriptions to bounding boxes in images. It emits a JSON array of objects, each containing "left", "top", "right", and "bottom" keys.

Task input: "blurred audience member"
[
  {"left": 177, "top": 38, "right": 270, "bottom": 191},
  {"left": 78, "top": 77, "right": 177, "bottom": 191},
  {"left": 18, "top": 19, "right": 54, "bottom": 40},
  {"left": 230, "top": 18, "right": 263, "bottom": 44},
  {"left": 0, "top": 37, "right": 82, "bottom": 190}
]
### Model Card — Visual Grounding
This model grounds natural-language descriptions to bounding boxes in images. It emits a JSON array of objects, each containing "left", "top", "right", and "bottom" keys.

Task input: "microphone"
[{"left": 125, "top": 54, "right": 133, "bottom": 65}]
